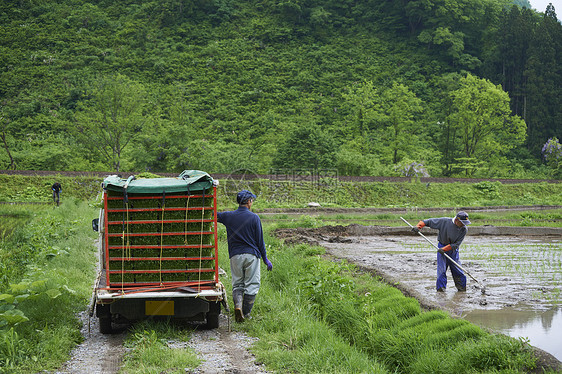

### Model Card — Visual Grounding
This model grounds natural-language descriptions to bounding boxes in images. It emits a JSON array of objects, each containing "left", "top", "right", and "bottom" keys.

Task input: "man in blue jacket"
[
  {"left": 413, "top": 211, "right": 471, "bottom": 292},
  {"left": 217, "top": 190, "right": 273, "bottom": 322}
]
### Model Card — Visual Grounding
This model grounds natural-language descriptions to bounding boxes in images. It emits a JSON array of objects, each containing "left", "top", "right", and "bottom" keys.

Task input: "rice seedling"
[{"left": 397, "top": 310, "right": 449, "bottom": 330}]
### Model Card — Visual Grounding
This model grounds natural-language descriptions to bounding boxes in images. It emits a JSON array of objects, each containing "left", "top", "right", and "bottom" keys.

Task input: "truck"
[{"left": 91, "top": 170, "right": 226, "bottom": 333}]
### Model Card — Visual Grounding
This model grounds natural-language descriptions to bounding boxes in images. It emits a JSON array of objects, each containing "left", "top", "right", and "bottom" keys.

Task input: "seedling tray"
[{"left": 102, "top": 174, "right": 218, "bottom": 289}]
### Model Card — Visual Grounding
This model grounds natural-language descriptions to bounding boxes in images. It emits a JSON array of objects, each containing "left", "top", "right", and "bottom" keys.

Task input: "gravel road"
[
  {"left": 52, "top": 312, "right": 269, "bottom": 374},
  {"left": 186, "top": 315, "right": 269, "bottom": 374},
  {"left": 53, "top": 312, "right": 126, "bottom": 374}
]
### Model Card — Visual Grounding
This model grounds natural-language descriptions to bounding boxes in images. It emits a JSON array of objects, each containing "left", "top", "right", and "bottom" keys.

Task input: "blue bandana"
[{"left": 237, "top": 190, "right": 256, "bottom": 205}]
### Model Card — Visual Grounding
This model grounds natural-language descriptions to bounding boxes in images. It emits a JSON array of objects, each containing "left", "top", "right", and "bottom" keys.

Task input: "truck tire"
[
  {"left": 99, "top": 316, "right": 113, "bottom": 334},
  {"left": 204, "top": 301, "right": 221, "bottom": 329},
  {"left": 96, "top": 304, "right": 113, "bottom": 334}
]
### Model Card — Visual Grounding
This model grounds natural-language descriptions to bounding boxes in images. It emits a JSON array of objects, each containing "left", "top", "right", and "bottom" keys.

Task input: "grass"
[
  {"left": 119, "top": 321, "right": 200, "bottom": 374},
  {"left": 0, "top": 205, "right": 40, "bottom": 241},
  {"left": 215, "top": 232, "right": 390, "bottom": 373},
  {"left": 0, "top": 174, "right": 101, "bottom": 204},
  {"left": 0, "top": 198, "right": 99, "bottom": 372},
  {"left": 2, "top": 174, "right": 562, "bottom": 209},
  {"left": 0, "top": 207, "right": 545, "bottom": 373}
]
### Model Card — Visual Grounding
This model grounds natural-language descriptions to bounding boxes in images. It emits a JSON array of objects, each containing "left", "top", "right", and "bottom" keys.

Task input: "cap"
[
  {"left": 456, "top": 211, "right": 471, "bottom": 225},
  {"left": 237, "top": 190, "right": 256, "bottom": 205}
]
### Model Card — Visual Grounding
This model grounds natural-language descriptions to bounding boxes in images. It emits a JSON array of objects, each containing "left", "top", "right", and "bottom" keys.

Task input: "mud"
[{"left": 274, "top": 224, "right": 562, "bottom": 367}]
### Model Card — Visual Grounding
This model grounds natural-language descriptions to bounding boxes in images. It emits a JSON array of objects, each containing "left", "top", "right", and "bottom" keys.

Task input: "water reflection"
[{"left": 464, "top": 307, "right": 562, "bottom": 361}]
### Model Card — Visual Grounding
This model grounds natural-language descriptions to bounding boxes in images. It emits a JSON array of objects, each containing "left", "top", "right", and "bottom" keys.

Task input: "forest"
[{"left": 0, "top": 0, "right": 561, "bottom": 178}]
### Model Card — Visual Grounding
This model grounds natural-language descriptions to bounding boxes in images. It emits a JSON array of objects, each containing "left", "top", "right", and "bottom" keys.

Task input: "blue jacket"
[
  {"left": 217, "top": 206, "right": 267, "bottom": 260},
  {"left": 423, "top": 217, "right": 467, "bottom": 251}
]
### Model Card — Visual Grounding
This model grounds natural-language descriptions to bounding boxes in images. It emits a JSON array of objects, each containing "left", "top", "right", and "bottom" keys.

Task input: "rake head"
[{"left": 473, "top": 283, "right": 487, "bottom": 295}]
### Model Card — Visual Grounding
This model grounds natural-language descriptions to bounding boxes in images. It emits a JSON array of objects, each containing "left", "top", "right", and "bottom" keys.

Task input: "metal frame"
[{"left": 102, "top": 185, "right": 221, "bottom": 290}]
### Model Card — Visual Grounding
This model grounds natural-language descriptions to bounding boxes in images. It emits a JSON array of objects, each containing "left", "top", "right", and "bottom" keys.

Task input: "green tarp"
[{"left": 103, "top": 170, "right": 214, "bottom": 194}]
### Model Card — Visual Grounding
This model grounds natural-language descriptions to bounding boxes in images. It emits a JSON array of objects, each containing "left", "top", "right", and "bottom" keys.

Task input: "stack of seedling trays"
[{"left": 102, "top": 170, "right": 218, "bottom": 291}]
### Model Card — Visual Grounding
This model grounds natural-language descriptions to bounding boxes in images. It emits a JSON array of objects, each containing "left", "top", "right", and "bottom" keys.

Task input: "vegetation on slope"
[
  {"left": 0, "top": 1, "right": 561, "bottom": 178},
  {"left": 2, "top": 173, "right": 561, "bottom": 210}
]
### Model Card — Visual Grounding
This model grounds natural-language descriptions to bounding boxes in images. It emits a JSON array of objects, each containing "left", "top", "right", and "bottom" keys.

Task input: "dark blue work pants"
[{"left": 436, "top": 243, "right": 466, "bottom": 291}]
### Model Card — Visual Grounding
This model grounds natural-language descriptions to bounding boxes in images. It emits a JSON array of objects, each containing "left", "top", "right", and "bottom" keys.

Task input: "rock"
[{"left": 307, "top": 202, "right": 321, "bottom": 207}]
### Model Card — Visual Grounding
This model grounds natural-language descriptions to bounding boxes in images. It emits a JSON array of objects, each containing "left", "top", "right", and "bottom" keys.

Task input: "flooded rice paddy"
[{"left": 317, "top": 232, "right": 562, "bottom": 361}]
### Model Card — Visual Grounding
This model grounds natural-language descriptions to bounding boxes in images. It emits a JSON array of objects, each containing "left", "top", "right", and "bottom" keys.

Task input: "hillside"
[{"left": 0, "top": 0, "right": 560, "bottom": 178}]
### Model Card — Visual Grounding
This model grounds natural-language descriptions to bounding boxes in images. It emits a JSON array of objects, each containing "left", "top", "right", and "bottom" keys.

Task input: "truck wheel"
[
  {"left": 96, "top": 304, "right": 113, "bottom": 334},
  {"left": 99, "top": 316, "right": 113, "bottom": 334},
  {"left": 204, "top": 301, "right": 221, "bottom": 329}
]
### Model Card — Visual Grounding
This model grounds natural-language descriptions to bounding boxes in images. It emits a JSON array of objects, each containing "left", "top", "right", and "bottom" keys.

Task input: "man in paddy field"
[
  {"left": 412, "top": 211, "right": 471, "bottom": 292},
  {"left": 217, "top": 189, "right": 273, "bottom": 322}
]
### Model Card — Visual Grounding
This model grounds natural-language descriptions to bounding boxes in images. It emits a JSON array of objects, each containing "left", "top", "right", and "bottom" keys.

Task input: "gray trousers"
[{"left": 230, "top": 253, "right": 261, "bottom": 296}]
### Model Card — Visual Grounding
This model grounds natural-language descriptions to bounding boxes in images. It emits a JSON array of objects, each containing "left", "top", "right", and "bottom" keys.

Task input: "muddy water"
[
  {"left": 320, "top": 234, "right": 562, "bottom": 361},
  {"left": 464, "top": 307, "right": 562, "bottom": 362}
]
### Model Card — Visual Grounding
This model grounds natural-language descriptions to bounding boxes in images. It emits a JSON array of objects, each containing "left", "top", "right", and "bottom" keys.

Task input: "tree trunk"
[{"left": 1, "top": 130, "right": 16, "bottom": 170}]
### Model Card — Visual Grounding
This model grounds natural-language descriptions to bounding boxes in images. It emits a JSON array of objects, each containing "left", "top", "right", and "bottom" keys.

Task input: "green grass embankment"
[
  {"left": 3, "top": 174, "right": 561, "bottom": 209},
  {"left": 0, "top": 209, "right": 543, "bottom": 373},
  {"left": 258, "top": 209, "right": 562, "bottom": 228},
  {"left": 241, "top": 179, "right": 562, "bottom": 208},
  {"left": 0, "top": 174, "right": 102, "bottom": 204}
]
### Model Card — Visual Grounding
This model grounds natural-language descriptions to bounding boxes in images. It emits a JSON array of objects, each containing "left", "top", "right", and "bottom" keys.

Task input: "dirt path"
[
  {"left": 54, "top": 312, "right": 127, "bottom": 374},
  {"left": 186, "top": 315, "right": 269, "bottom": 374},
  {"left": 54, "top": 313, "right": 268, "bottom": 374},
  {"left": 53, "top": 240, "right": 268, "bottom": 373}
]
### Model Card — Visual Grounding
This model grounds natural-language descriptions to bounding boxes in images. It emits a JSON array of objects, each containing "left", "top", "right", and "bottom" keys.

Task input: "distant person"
[
  {"left": 52, "top": 182, "right": 62, "bottom": 206},
  {"left": 217, "top": 190, "right": 273, "bottom": 322},
  {"left": 412, "top": 211, "right": 471, "bottom": 292}
]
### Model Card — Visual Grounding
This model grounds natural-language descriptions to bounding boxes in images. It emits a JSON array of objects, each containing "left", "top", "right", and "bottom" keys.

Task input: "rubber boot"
[
  {"left": 242, "top": 294, "right": 256, "bottom": 320},
  {"left": 453, "top": 276, "right": 466, "bottom": 292},
  {"left": 232, "top": 289, "right": 245, "bottom": 323}
]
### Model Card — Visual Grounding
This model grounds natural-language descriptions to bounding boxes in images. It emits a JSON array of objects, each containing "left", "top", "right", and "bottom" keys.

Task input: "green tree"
[
  {"left": 273, "top": 124, "right": 337, "bottom": 170},
  {"left": 492, "top": 6, "right": 537, "bottom": 122},
  {"left": 373, "top": 82, "right": 424, "bottom": 164},
  {"left": 0, "top": 115, "right": 16, "bottom": 170},
  {"left": 344, "top": 81, "right": 423, "bottom": 165},
  {"left": 72, "top": 75, "right": 147, "bottom": 172},
  {"left": 342, "top": 80, "right": 378, "bottom": 139},
  {"left": 524, "top": 4, "right": 562, "bottom": 154},
  {"left": 446, "top": 74, "right": 526, "bottom": 175}
]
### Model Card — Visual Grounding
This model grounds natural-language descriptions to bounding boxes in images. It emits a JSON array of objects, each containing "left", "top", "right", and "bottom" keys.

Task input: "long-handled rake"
[{"left": 400, "top": 217, "right": 486, "bottom": 295}]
